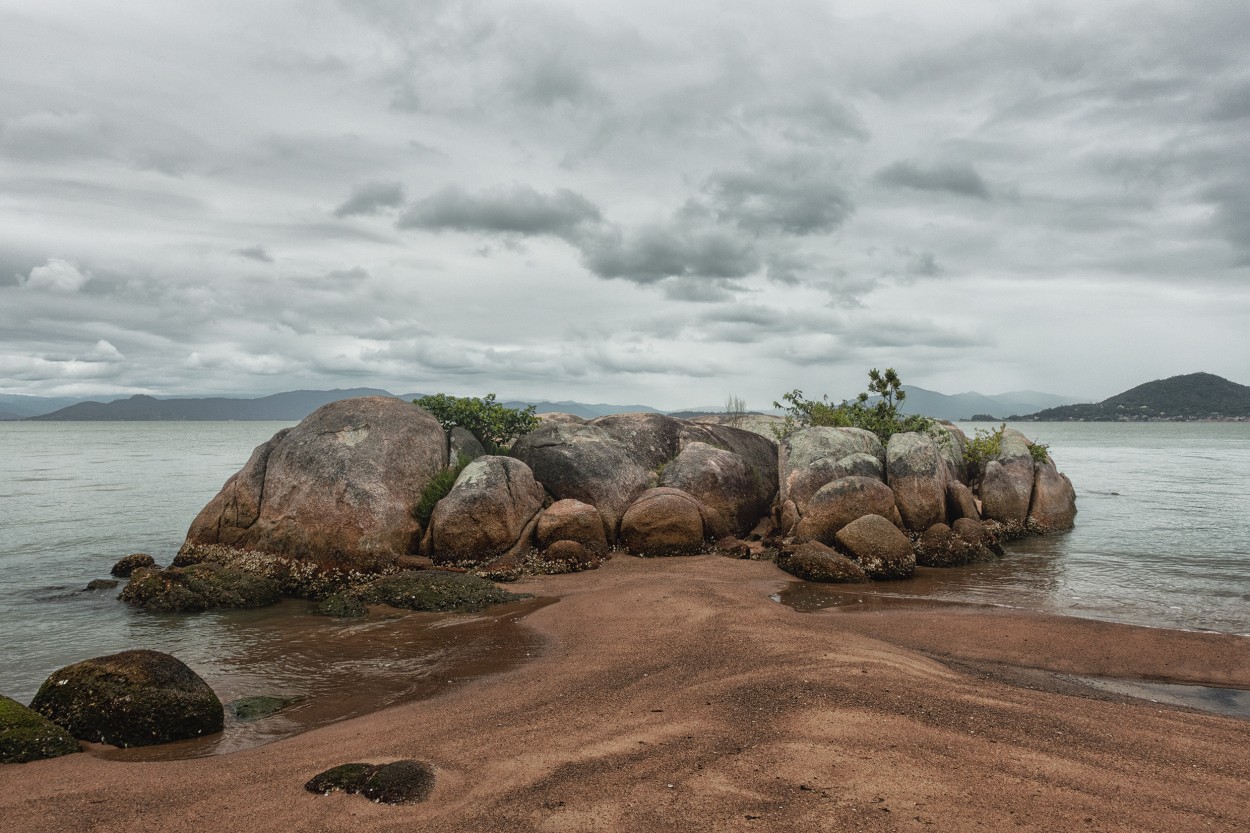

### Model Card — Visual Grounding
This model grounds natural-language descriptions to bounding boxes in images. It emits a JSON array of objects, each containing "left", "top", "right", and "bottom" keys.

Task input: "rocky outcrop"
[
  {"left": 510, "top": 422, "right": 649, "bottom": 539},
  {"left": 351, "top": 570, "right": 523, "bottom": 612},
  {"left": 776, "top": 541, "right": 869, "bottom": 583},
  {"left": 428, "top": 456, "right": 544, "bottom": 566},
  {"left": 886, "top": 432, "right": 948, "bottom": 533},
  {"left": 1, "top": 695, "right": 80, "bottom": 764},
  {"left": 1028, "top": 458, "right": 1078, "bottom": 532},
  {"left": 30, "top": 650, "right": 223, "bottom": 748},
  {"left": 784, "top": 452, "right": 884, "bottom": 513},
  {"left": 619, "top": 488, "right": 716, "bottom": 556},
  {"left": 183, "top": 396, "right": 447, "bottom": 568},
  {"left": 793, "top": 476, "right": 901, "bottom": 545},
  {"left": 834, "top": 514, "right": 916, "bottom": 580},
  {"left": 536, "top": 499, "right": 609, "bottom": 553}
]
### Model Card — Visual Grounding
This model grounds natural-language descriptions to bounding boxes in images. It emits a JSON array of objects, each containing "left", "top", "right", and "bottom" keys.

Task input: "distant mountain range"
[
  {"left": 1011, "top": 373, "right": 1250, "bottom": 421},
  {"left": 11, "top": 375, "right": 1238, "bottom": 423},
  {"left": 895, "top": 387, "right": 1080, "bottom": 421}
]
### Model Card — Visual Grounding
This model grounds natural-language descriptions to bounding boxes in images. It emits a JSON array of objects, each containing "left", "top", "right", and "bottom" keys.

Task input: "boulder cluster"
[{"left": 176, "top": 396, "right": 1075, "bottom": 589}]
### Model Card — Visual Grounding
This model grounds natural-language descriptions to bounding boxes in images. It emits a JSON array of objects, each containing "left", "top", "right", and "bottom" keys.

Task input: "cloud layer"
[{"left": 0, "top": 0, "right": 1247, "bottom": 406}]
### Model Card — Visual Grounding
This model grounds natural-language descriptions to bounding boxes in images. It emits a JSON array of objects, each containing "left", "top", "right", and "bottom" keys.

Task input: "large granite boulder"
[
  {"left": 980, "top": 429, "right": 1035, "bottom": 530},
  {"left": 619, "top": 487, "right": 715, "bottom": 555},
  {"left": 448, "top": 426, "right": 486, "bottom": 462},
  {"left": 183, "top": 397, "right": 447, "bottom": 568},
  {"left": 886, "top": 432, "right": 948, "bottom": 533},
  {"left": 927, "top": 422, "right": 969, "bottom": 484},
  {"left": 1, "top": 695, "right": 80, "bottom": 763},
  {"left": 30, "top": 650, "right": 223, "bottom": 748},
  {"left": 428, "top": 456, "right": 544, "bottom": 566},
  {"left": 776, "top": 541, "right": 869, "bottom": 583},
  {"left": 1028, "top": 458, "right": 1077, "bottom": 532},
  {"left": 784, "top": 452, "right": 884, "bottom": 513},
  {"left": 793, "top": 476, "right": 902, "bottom": 545},
  {"left": 945, "top": 481, "right": 980, "bottom": 522},
  {"left": 780, "top": 427, "right": 884, "bottom": 497},
  {"left": 510, "top": 423, "right": 649, "bottom": 539},
  {"left": 835, "top": 514, "right": 916, "bottom": 580},
  {"left": 536, "top": 499, "right": 609, "bottom": 553},
  {"left": 661, "top": 441, "right": 767, "bottom": 535},
  {"left": 589, "top": 412, "right": 696, "bottom": 471}
]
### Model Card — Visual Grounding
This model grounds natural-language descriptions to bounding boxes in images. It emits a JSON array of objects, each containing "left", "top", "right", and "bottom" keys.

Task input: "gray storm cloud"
[{"left": 0, "top": 0, "right": 1247, "bottom": 404}]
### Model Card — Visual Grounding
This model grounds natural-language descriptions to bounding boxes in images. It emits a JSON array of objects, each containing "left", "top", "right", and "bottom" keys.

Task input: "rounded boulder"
[
  {"left": 536, "top": 499, "right": 609, "bottom": 553},
  {"left": 429, "top": 456, "right": 545, "bottom": 566},
  {"left": 835, "top": 514, "right": 916, "bottom": 580},
  {"left": 30, "top": 649, "right": 223, "bottom": 748},
  {"left": 184, "top": 397, "right": 448, "bottom": 568},
  {"left": 793, "top": 476, "right": 902, "bottom": 545},
  {"left": 619, "top": 488, "right": 712, "bottom": 556}
]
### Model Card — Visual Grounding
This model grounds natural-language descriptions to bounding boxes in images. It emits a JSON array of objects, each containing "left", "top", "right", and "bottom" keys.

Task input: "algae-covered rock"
[
  {"left": 228, "top": 695, "right": 303, "bottom": 722},
  {"left": 352, "top": 570, "right": 523, "bottom": 612},
  {"left": 85, "top": 579, "right": 119, "bottom": 591},
  {"left": 111, "top": 553, "right": 155, "bottom": 577},
  {"left": 305, "top": 759, "right": 436, "bottom": 804},
  {"left": 1, "top": 695, "right": 80, "bottom": 764},
  {"left": 776, "top": 541, "right": 869, "bottom": 583},
  {"left": 30, "top": 649, "right": 223, "bottom": 747},
  {"left": 312, "top": 593, "right": 367, "bottom": 618},
  {"left": 120, "top": 563, "right": 281, "bottom": 612}
]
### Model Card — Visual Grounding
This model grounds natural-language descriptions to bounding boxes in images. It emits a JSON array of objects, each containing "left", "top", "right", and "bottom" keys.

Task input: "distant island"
[{"left": 1010, "top": 373, "right": 1250, "bottom": 422}]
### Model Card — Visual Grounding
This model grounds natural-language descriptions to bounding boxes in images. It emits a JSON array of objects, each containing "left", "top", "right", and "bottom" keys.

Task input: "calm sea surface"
[{"left": 2, "top": 420, "right": 1248, "bottom": 719}]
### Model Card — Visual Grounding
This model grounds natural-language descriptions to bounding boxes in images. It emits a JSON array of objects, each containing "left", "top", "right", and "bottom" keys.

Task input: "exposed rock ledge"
[{"left": 175, "top": 396, "right": 1076, "bottom": 596}]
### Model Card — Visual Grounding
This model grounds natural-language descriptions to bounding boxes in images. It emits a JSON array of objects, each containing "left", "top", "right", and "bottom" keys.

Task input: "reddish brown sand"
[{"left": 5, "top": 554, "right": 1250, "bottom": 833}]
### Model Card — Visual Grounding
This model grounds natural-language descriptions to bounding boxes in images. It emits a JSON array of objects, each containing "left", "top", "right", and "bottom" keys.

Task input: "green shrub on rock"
[
  {"left": 773, "top": 368, "right": 934, "bottom": 443},
  {"left": 1, "top": 695, "right": 80, "bottom": 764},
  {"left": 414, "top": 393, "right": 538, "bottom": 452}
]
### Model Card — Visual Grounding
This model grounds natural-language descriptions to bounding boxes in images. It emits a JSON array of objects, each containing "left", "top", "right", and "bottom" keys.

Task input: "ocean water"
[
  {"left": 0, "top": 420, "right": 541, "bottom": 747},
  {"left": 2, "top": 420, "right": 1248, "bottom": 717}
]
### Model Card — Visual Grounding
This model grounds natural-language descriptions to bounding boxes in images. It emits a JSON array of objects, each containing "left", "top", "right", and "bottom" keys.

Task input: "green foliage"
[
  {"left": 1029, "top": 441, "right": 1051, "bottom": 464},
  {"left": 772, "top": 368, "right": 934, "bottom": 443},
  {"left": 414, "top": 393, "right": 539, "bottom": 452},
  {"left": 962, "top": 423, "right": 1005, "bottom": 481},
  {"left": 414, "top": 454, "right": 472, "bottom": 528}
]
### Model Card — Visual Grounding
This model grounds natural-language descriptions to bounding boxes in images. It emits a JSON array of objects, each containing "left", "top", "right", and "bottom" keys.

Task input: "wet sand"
[{"left": 5, "top": 554, "right": 1250, "bottom": 832}]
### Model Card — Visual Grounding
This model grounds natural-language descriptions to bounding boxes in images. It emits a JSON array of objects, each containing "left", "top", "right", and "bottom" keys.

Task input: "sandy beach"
[{"left": 4, "top": 554, "right": 1250, "bottom": 833}]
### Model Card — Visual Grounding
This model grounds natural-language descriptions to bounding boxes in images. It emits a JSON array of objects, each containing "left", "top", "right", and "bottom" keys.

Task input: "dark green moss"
[
  {"left": 312, "top": 593, "right": 367, "bottom": 618},
  {"left": 30, "top": 649, "right": 223, "bottom": 748},
  {"left": 0, "top": 695, "right": 80, "bottom": 764},
  {"left": 120, "top": 563, "right": 280, "bottom": 612},
  {"left": 305, "top": 759, "right": 435, "bottom": 804},
  {"left": 352, "top": 570, "right": 524, "bottom": 613}
]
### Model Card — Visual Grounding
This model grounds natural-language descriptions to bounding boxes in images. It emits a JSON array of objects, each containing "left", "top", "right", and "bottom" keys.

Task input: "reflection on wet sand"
[{"left": 96, "top": 596, "right": 551, "bottom": 762}]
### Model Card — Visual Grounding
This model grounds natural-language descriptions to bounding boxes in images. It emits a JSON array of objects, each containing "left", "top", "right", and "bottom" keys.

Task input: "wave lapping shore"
[{"left": 5, "top": 555, "right": 1249, "bottom": 833}]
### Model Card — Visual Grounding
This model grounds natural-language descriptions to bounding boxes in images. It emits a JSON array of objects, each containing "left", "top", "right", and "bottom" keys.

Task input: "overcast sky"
[{"left": 2, "top": 0, "right": 1247, "bottom": 409}]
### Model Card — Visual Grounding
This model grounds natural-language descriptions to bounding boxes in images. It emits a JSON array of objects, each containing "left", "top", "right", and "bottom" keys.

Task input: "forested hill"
[{"left": 1014, "top": 373, "right": 1250, "bottom": 421}]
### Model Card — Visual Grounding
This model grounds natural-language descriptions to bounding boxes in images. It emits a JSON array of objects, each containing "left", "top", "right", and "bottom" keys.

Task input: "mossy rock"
[
  {"left": 305, "top": 759, "right": 435, "bottom": 804},
  {"left": 86, "top": 579, "right": 119, "bottom": 591},
  {"left": 351, "top": 570, "right": 524, "bottom": 612},
  {"left": 228, "top": 695, "right": 303, "bottom": 722},
  {"left": 30, "top": 649, "right": 223, "bottom": 748},
  {"left": 312, "top": 593, "right": 367, "bottom": 618},
  {"left": 1, "top": 695, "right": 80, "bottom": 764},
  {"left": 120, "top": 563, "right": 281, "bottom": 612}
]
